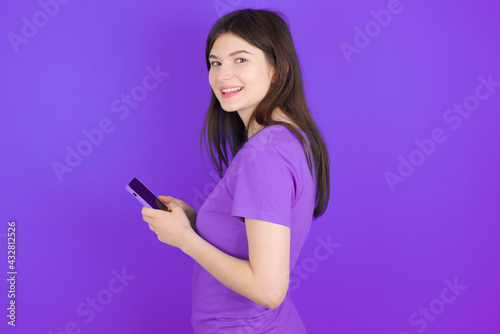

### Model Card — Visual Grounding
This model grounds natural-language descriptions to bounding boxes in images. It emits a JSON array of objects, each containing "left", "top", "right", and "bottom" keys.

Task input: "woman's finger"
[
  {"left": 159, "top": 195, "right": 185, "bottom": 207},
  {"left": 167, "top": 200, "right": 181, "bottom": 212},
  {"left": 158, "top": 195, "right": 173, "bottom": 203},
  {"left": 141, "top": 206, "right": 156, "bottom": 217}
]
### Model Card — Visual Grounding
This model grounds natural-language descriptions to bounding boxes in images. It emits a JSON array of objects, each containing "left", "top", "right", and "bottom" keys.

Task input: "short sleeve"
[{"left": 230, "top": 146, "right": 296, "bottom": 227}]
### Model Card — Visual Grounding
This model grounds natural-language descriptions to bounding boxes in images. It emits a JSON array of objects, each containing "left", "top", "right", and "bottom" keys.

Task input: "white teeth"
[{"left": 221, "top": 87, "right": 243, "bottom": 93}]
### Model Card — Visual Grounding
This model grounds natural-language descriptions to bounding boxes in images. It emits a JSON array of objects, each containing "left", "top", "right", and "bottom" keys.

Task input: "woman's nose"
[{"left": 216, "top": 64, "right": 233, "bottom": 81}]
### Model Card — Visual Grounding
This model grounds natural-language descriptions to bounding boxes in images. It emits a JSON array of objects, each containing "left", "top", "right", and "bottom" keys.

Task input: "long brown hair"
[{"left": 200, "top": 9, "right": 330, "bottom": 218}]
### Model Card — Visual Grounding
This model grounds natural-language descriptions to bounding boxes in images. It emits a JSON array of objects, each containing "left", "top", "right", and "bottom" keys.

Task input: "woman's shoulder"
[
  {"left": 232, "top": 124, "right": 314, "bottom": 188},
  {"left": 246, "top": 124, "right": 309, "bottom": 158},
  {"left": 264, "top": 123, "right": 307, "bottom": 143}
]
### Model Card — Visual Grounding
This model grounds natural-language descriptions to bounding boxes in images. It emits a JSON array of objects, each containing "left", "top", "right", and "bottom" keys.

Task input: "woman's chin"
[{"left": 220, "top": 105, "right": 238, "bottom": 112}]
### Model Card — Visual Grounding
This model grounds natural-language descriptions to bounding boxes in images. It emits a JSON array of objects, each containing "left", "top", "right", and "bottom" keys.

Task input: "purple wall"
[{"left": 1, "top": 0, "right": 499, "bottom": 333}]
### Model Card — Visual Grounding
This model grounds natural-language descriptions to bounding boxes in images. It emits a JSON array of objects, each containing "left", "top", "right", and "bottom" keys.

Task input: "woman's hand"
[
  {"left": 141, "top": 200, "right": 195, "bottom": 249},
  {"left": 158, "top": 196, "right": 197, "bottom": 230}
]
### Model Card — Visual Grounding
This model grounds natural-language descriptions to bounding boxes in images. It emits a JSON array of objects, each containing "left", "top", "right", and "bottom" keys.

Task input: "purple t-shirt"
[{"left": 191, "top": 125, "right": 316, "bottom": 333}]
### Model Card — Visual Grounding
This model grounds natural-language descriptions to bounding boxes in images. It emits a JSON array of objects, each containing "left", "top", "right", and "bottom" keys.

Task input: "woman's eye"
[{"left": 210, "top": 59, "right": 245, "bottom": 67}]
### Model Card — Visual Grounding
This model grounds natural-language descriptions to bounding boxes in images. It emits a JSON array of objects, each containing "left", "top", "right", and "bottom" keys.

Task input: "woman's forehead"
[{"left": 210, "top": 33, "right": 258, "bottom": 55}]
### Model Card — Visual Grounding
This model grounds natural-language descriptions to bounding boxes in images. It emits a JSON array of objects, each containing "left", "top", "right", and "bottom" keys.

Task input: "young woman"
[{"left": 141, "top": 8, "right": 330, "bottom": 333}]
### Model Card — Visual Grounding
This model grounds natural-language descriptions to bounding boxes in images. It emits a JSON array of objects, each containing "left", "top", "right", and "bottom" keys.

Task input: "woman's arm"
[
  {"left": 181, "top": 217, "right": 290, "bottom": 309},
  {"left": 142, "top": 201, "right": 290, "bottom": 309}
]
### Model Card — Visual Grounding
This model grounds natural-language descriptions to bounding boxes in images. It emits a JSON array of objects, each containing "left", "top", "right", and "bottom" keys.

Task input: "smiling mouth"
[{"left": 221, "top": 87, "right": 243, "bottom": 94}]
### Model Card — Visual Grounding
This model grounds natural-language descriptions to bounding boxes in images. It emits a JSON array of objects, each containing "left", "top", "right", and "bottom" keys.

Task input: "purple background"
[{"left": 1, "top": 0, "right": 499, "bottom": 333}]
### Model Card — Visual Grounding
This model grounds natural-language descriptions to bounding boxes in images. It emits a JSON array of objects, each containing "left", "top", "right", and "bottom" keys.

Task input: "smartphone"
[{"left": 126, "top": 177, "right": 169, "bottom": 211}]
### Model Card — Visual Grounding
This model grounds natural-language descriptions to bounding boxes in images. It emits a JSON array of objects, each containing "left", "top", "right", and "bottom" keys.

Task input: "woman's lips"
[{"left": 220, "top": 86, "right": 243, "bottom": 99}]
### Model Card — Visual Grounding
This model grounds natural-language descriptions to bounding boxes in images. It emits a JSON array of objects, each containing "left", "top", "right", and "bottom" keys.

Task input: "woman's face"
[{"left": 208, "top": 33, "right": 275, "bottom": 121}]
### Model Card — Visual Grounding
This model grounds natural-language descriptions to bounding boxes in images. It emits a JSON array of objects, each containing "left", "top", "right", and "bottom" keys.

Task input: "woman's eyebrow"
[{"left": 208, "top": 50, "right": 252, "bottom": 59}]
